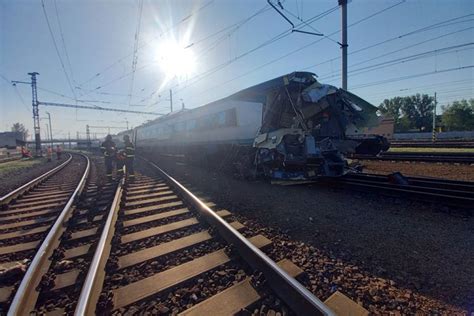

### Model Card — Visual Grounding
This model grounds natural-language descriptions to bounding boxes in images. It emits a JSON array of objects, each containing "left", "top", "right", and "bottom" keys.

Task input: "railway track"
[
  {"left": 352, "top": 152, "right": 474, "bottom": 164},
  {"left": 0, "top": 153, "right": 89, "bottom": 313},
  {"left": 70, "top": 159, "right": 349, "bottom": 315},
  {"left": 1, "top": 155, "right": 366, "bottom": 315},
  {"left": 0, "top": 155, "right": 21, "bottom": 164},
  {"left": 390, "top": 141, "right": 474, "bottom": 148},
  {"left": 333, "top": 172, "right": 474, "bottom": 210}
]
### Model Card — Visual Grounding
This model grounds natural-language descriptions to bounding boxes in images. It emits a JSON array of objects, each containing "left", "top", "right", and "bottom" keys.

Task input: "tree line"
[{"left": 378, "top": 94, "right": 474, "bottom": 132}]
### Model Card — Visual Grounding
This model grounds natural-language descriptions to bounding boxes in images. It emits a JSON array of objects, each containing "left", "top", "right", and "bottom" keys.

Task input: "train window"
[
  {"left": 175, "top": 122, "right": 184, "bottom": 133},
  {"left": 197, "top": 116, "right": 211, "bottom": 130},
  {"left": 187, "top": 120, "right": 197, "bottom": 131},
  {"left": 225, "top": 108, "right": 237, "bottom": 126},
  {"left": 216, "top": 112, "right": 226, "bottom": 126}
]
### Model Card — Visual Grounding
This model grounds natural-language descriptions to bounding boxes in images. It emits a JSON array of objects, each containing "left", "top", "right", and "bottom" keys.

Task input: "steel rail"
[
  {"left": 75, "top": 177, "right": 124, "bottom": 315},
  {"left": 7, "top": 153, "right": 91, "bottom": 315},
  {"left": 334, "top": 172, "right": 474, "bottom": 208},
  {"left": 0, "top": 153, "right": 73, "bottom": 206},
  {"left": 141, "top": 157, "right": 334, "bottom": 316},
  {"left": 351, "top": 153, "right": 474, "bottom": 164}
]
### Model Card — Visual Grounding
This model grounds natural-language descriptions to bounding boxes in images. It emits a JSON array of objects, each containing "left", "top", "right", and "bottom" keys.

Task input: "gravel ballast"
[
  {"left": 0, "top": 156, "right": 66, "bottom": 196},
  {"left": 139, "top": 156, "right": 473, "bottom": 313},
  {"left": 359, "top": 159, "right": 474, "bottom": 181}
]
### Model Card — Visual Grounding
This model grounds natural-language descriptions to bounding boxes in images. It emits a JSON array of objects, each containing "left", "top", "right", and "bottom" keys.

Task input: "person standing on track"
[
  {"left": 56, "top": 145, "right": 62, "bottom": 160},
  {"left": 100, "top": 135, "right": 116, "bottom": 181},
  {"left": 122, "top": 135, "right": 135, "bottom": 181},
  {"left": 46, "top": 146, "right": 52, "bottom": 162},
  {"left": 116, "top": 149, "right": 126, "bottom": 178}
]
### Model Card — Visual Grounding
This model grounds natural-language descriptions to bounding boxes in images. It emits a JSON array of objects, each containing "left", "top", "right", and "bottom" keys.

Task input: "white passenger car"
[{"left": 136, "top": 99, "right": 263, "bottom": 148}]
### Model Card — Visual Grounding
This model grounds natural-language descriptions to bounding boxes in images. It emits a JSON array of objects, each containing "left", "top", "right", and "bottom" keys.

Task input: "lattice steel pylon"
[{"left": 28, "top": 72, "right": 42, "bottom": 157}]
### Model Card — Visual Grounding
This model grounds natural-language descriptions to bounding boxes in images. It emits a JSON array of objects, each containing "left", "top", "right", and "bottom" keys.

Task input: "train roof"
[
  {"left": 226, "top": 71, "right": 318, "bottom": 103},
  {"left": 137, "top": 71, "right": 318, "bottom": 129}
]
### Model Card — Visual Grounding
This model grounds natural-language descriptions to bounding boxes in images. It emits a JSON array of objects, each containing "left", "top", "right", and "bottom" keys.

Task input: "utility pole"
[
  {"left": 169, "top": 89, "right": 173, "bottom": 112},
  {"left": 45, "top": 123, "right": 50, "bottom": 144},
  {"left": 68, "top": 132, "right": 71, "bottom": 149},
  {"left": 339, "top": 0, "right": 348, "bottom": 90},
  {"left": 432, "top": 92, "right": 437, "bottom": 143},
  {"left": 46, "top": 111, "right": 53, "bottom": 148},
  {"left": 180, "top": 98, "right": 185, "bottom": 110},
  {"left": 28, "top": 72, "right": 42, "bottom": 156},
  {"left": 125, "top": 119, "right": 129, "bottom": 130},
  {"left": 86, "top": 125, "right": 91, "bottom": 150}
]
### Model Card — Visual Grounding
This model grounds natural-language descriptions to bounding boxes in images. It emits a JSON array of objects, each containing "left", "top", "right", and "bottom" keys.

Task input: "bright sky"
[{"left": 1, "top": 0, "right": 473, "bottom": 140}]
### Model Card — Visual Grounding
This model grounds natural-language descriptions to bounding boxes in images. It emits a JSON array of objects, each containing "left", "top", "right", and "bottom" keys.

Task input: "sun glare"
[{"left": 158, "top": 41, "right": 196, "bottom": 80}]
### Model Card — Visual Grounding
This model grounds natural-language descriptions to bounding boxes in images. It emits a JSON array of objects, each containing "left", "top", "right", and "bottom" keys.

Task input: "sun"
[{"left": 157, "top": 41, "right": 196, "bottom": 80}]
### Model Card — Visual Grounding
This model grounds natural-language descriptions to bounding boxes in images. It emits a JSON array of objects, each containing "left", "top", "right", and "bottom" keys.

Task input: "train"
[{"left": 117, "top": 72, "right": 389, "bottom": 180}]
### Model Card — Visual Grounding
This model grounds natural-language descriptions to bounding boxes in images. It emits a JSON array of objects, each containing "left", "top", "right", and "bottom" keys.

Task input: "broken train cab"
[{"left": 233, "top": 72, "right": 383, "bottom": 180}]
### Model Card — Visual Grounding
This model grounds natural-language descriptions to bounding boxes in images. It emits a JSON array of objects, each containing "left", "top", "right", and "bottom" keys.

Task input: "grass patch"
[
  {"left": 388, "top": 147, "right": 474, "bottom": 153},
  {"left": 0, "top": 159, "right": 43, "bottom": 177}
]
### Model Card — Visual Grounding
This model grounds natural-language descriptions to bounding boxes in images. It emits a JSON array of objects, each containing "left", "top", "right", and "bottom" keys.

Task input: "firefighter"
[
  {"left": 46, "top": 146, "right": 53, "bottom": 162},
  {"left": 56, "top": 145, "right": 62, "bottom": 160},
  {"left": 116, "top": 149, "right": 126, "bottom": 178},
  {"left": 122, "top": 135, "right": 135, "bottom": 181},
  {"left": 21, "top": 146, "right": 29, "bottom": 159},
  {"left": 100, "top": 135, "right": 116, "bottom": 181}
]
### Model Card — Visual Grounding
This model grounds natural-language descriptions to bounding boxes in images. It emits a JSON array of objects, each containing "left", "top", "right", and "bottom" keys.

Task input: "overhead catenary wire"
[
  {"left": 179, "top": 0, "right": 408, "bottom": 102},
  {"left": 350, "top": 65, "right": 474, "bottom": 90},
  {"left": 319, "top": 43, "right": 474, "bottom": 81},
  {"left": 14, "top": 85, "right": 31, "bottom": 114},
  {"left": 0, "top": 73, "right": 12, "bottom": 85},
  {"left": 129, "top": 4, "right": 276, "bottom": 106},
  {"left": 53, "top": 0, "right": 76, "bottom": 86},
  {"left": 0, "top": 72, "right": 30, "bottom": 113},
  {"left": 315, "top": 26, "right": 474, "bottom": 79},
  {"left": 128, "top": 0, "right": 144, "bottom": 106},
  {"left": 303, "top": 14, "right": 474, "bottom": 71},
  {"left": 361, "top": 78, "right": 474, "bottom": 99},
  {"left": 166, "top": 3, "right": 343, "bottom": 97},
  {"left": 41, "top": 0, "right": 77, "bottom": 101},
  {"left": 76, "top": 0, "right": 215, "bottom": 90}
]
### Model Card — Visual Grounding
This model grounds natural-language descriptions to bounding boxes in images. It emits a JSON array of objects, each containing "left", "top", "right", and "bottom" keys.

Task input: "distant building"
[{"left": 0, "top": 132, "right": 26, "bottom": 148}]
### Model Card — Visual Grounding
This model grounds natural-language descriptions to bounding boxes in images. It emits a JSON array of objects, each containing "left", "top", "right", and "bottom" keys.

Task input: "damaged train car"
[{"left": 134, "top": 71, "right": 389, "bottom": 180}]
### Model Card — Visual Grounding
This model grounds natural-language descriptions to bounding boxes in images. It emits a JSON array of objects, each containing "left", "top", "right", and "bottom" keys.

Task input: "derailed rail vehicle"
[{"left": 135, "top": 72, "right": 388, "bottom": 180}]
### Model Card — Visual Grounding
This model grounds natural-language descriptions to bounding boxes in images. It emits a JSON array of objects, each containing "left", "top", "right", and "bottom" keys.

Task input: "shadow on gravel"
[{"left": 137, "top": 156, "right": 473, "bottom": 312}]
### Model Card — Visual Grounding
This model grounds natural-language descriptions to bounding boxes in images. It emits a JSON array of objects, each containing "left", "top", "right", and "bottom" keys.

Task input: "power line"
[
  {"left": 81, "top": 3, "right": 273, "bottom": 104},
  {"left": 53, "top": 0, "right": 76, "bottom": 86},
  {"left": 319, "top": 43, "right": 474, "bottom": 81},
  {"left": 38, "top": 101, "right": 163, "bottom": 115},
  {"left": 0, "top": 72, "right": 30, "bottom": 113},
  {"left": 351, "top": 65, "right": 474, "bottom": 90},
  {"left": 41, "top": 0, "right": 77, "bottom": 101},
  {"left": 14, "top": 85, "right": 31, "bottom": 114},
  {"left": 37, "top": 86, "right": 73, "bottom": 99},
  {"left": 317, "top": 26, "right": 474, "bottom": 79},
  {"left": 303, "top": 14, "right": 474, "bottom": 71},
  {"left": 182, "top": 0, "right": 407, "bottom": 101},
  {"left": 362, "top": 79, "right": 473, "bottom": 98},
  {"left": 282, "top": 5, "right": 338, "bottom": 44},
  {"left": 128, "top": 0, "right": 144, "bottom": 106},
  {"left": 138, "top": 4, "right": 273, "bottom": 105},
  {"left": 168, "top": 3, "right": 343, "bottom": 96},
  {"left": 76, "top": 0, "right": 215, "bottom": 89},
  {"left": 0, "top": 73, "right": 12, "bottom": 85}
]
